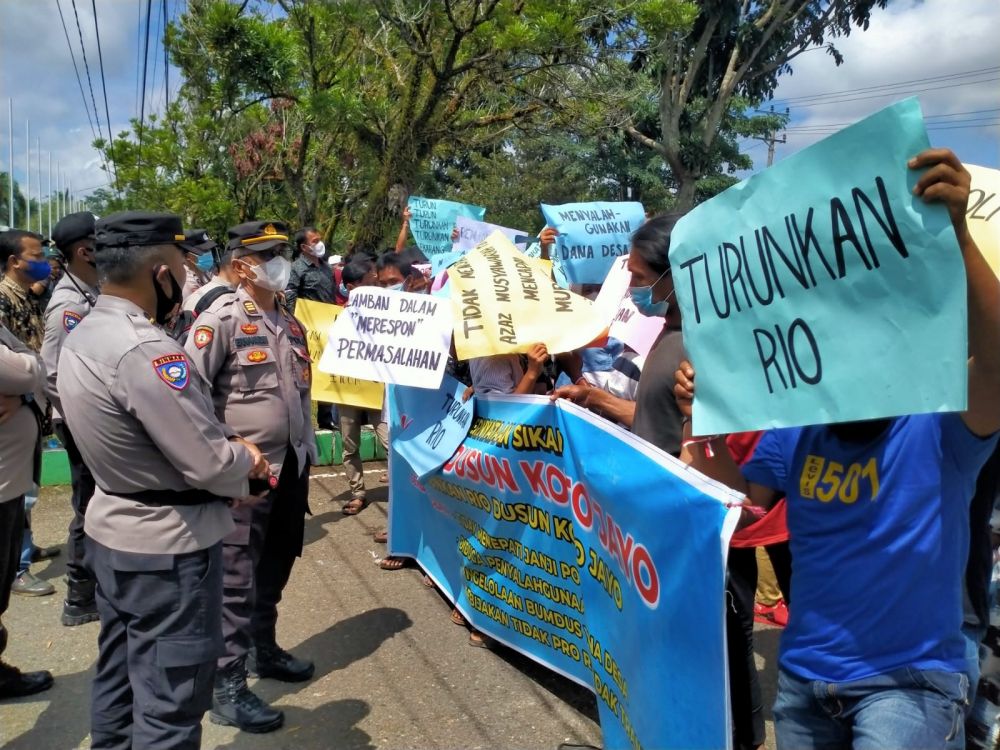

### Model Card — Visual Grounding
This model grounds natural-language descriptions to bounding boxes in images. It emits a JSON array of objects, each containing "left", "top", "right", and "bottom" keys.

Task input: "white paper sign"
[
  {"left": 319, "top": 288, "right": 452, "bottom": 389},
  {"left": 593, "top": 255, "right": 664, "bottom": 358},
  {"left": 452, "top": 216, "right": 532, "bottom": 254}
]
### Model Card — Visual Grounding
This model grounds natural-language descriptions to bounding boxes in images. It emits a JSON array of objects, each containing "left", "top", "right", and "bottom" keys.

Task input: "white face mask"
[
  {"left": 246, "top": 256, "right": 291, "bottom": 292},
  {"left": 309, "top": 240, "right": 326, "bottom": 258}
]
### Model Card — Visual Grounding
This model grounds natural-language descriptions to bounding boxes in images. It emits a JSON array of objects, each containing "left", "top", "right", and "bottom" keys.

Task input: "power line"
[
  {"left": 91, "top": 0, "right": 121, "bottom": 194},
  {"left": 134, "top": 0, "right": 144, "bottom": 123},
  {"left": 149, "top": 0, "right": 163, "bottom": 117},
  {"left": 776, "top": 75, "right": 1000, "bottom": 110},
  {"left": 55, "top": 0, "right": 99, "bottom": 143},
  {"left": 775, "top": 66, "right": 1000, "bottom": 104},
  {"left": 163, "top": 0, "right": 170, "bottom": 112},
  {"left": 70, "top": 0, "right": 104, "bottom": 140},
  {"left": 137, "top": 0, "right": 153, "bottom": 180}
]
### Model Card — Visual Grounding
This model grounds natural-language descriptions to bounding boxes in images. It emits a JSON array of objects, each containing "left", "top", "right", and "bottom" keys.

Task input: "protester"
[
  {"left": 57, "top": 210, "right": 269, "bottom": 750},
  {"left": 181, "top": 233, "right": 239, "bottom": 313},
  {"left": 185, "top": 220, "right": 317, "bottom": 733},
  {"left": 40, "top": 211, "right": 101, "bottom": 625},
  {"left": 0, "top": 320, "right": 53, "bottom": 699},
  {"left": 0, "top": 229, "right": 55, "bottom": 597},
  {"left": 674, "top": 148, "right": 1000, "bottom": 750},
  {"left": 286, "top": 226, "right": 337, "bottom": 429},
  {"left": 337, "top": 257, "right": 391, "bottom": 528}
]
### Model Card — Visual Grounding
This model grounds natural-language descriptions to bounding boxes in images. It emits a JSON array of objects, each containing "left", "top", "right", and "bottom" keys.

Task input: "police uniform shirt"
[
  {"left": 184, "top": 286, "right": 316, "bottom": 478},
  {"left": 181, "top": 277, "right": 234, "bottom": 314},
  {"left": 0, "top": 324, "right": 43, "bottom": 503},
  {"left": 57, "top": 295, "right": 254, "bottom": 554},
  {"left": 40, "top": 270, "right": 98, "bottom": 418}
]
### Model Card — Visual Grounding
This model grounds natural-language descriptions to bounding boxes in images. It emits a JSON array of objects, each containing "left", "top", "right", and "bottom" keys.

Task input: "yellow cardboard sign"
[
  {"left": 294, "top": 299, "right": 384, "bottom": 409},
  {"left": 968, "top": 164, "right": 1000, "bottom": 277},
  {"left": 448, "top": 232, "right": 608, "bottom": 359}
]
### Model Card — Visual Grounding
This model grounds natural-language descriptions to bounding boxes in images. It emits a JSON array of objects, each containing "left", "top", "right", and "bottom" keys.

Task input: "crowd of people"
[{"left": 0, "top": 146, "right": 998, "bottom": 750}]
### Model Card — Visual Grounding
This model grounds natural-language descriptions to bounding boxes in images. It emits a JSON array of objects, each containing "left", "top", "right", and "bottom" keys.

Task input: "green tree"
[{"left": 607, "top": 0, "right": 888, "bottom": 210}]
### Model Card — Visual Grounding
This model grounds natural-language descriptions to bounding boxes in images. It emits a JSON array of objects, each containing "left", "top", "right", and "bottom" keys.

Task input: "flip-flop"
[
  {"left": 342, "top": 497, "right": 369, "bottom": 516},
  {"left": 379, "top": 556, "right": 407, "bottom": 570},
  {"left": 450, "top": 608, "right": 466, "bottom": 626},
  {"left": 468, "top": 630, "right": 491, "bottom": 648},
  {"left": 373, "top": 529, "right": 388, "bottom": 544}
]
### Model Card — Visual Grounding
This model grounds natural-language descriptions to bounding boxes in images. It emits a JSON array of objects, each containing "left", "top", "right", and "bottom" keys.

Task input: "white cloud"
[
  {"left": 0, "top": 0, "right": 170, "bottom": 218},
  {"left": 758, "top": 0, "right": 1000, "bottom": 169}
]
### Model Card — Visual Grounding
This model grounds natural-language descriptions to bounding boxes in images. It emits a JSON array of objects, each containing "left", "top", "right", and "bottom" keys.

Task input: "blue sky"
[{"left": 0, "top": 0, "right": 997, "bottom": 227}]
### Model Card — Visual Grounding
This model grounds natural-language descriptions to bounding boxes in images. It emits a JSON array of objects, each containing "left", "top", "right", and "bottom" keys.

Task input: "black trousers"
[
  {"left": 55, "top": 422, "right": 96, "bottom": 585},
  {"left": 727, "top": 546, "right": 766, "bottom": 750},
  {"left": 88, "top": 539, "right": 223, "bottom": 750},
  {"left": 220, "top": 449, "right": 309, "bottom": 667},
  {"left": 0, "top": 497, "right": 26, "bottom": 655}
]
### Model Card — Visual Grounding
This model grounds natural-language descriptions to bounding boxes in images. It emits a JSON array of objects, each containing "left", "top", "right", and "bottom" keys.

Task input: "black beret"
[
  {"left": 226, "top": 220, "right": 290, "bottom": 257},
  {"left": 52, "top": 212, "right": 96, "bottom": 251},
  {"left": 182, "top": 228, "right": 217, "bottom": 255},
  {"left": 95, "top": 211, "right": 186, "bottom": 251}
]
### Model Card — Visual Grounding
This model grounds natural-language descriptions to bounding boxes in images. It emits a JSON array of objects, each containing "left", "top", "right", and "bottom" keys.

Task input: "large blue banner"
[
  {"left": 388, "top": 393, "right": 740, "bottom": 750},
  {"left": 541, "top": 201, "right": 646, "bottom": 285}
]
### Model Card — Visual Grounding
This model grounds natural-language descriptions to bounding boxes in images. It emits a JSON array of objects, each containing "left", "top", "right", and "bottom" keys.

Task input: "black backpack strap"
[{"left": 193, "top": 286, "right": 236, "bottom": 318}]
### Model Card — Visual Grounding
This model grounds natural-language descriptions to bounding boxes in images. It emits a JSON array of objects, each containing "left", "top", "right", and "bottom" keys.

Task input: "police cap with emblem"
[
  {"left": 227, "top": 220, "right": 290, "bottom": 258},
  {"left": 182, "top": 228, "right": 217, "bottom": 255},
  {"left": 95, "top": 211, "right": 186, "bottom": 251},
  {"left": 52, "top": 211, "right": 96, "bottom": 253}
]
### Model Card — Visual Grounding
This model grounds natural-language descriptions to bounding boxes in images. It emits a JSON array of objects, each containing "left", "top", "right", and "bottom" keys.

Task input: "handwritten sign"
[
  {"left": 453, "top": 216, "right": 532, "bottom": 254},
  {"left": 593, "top": 255, "right": 665, "bottom": 358},
  {"left": 318, "top": 288, "right": 452, "bottom": 389},
  {"left": 669, "top": 97, "right": 967, "bottom": 435},
  {"left": 388, "top": 376, "right": 474, "bottom": 478},
  {"left": 967, "top": 164, "right": 1000, "bottom": 277},
  {"left": 541, "top": 201, "right": 646, "bottom": 285},
  {"left": 293, "top": 299, "right": 384, "bottom": 409},
  {"left": 408, "top": 196, "right": 486, "bottom": 257},
  {"left": 448, "top": 232, "right": 608, "bottom": 359}
]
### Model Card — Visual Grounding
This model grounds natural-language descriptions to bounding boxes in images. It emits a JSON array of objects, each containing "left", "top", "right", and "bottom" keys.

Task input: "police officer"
[
  {"left": 185, "top": 221, "right": 316, "bottom": 733},
  {"left": 0, "top": 321, "right": 53, "bottom": 699},
  {"left": 40, "top": 211, "right": 100, "bottom": 626},
  {"left": 57, "top": 211, "right": 270, "bottom": 750}
]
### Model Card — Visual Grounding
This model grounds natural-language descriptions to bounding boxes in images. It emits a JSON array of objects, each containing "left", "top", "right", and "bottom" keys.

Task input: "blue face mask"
[
  {"left": 629, "top": 269, "right": 673, "bottom": 317},
  {"left": 338, "top": 282, "right": 349, "bottom": 298},
  {"left": 21, "top": 258, "right": 52, "bottom": 282},
  {"left": 194, "top": 253, "right": 216, "bottom": 273},
  {"left": 387, "top": 283, "right": 404, "bottom": 292}
]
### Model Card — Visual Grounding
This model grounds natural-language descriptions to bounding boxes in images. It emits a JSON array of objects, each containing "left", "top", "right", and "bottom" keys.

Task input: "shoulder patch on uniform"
[
  {"left": 242, "top": 300, "right": 260, "bottom": 316},
  {"left": 152, "top": 354, "right": 190, "bottom": 390},
  {"left": 193, "top": 326, "right": 214, "bottom": 349},
  {"left": 247, "top": 350, "right": 268, "bottom": 363},
  {"left": 288, "top": 321, "right": 303, "bottom": 337},
  {"left": 240, "top": 323, "right": 258, "bottom": 335},
  {"left": 63, "top": 310, "right": 83, "bottom": 333}
]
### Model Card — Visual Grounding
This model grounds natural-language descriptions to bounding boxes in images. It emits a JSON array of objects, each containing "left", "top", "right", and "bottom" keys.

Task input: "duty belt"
[{"left": 98, "top": 487, "right": 225, "bottom": 506}]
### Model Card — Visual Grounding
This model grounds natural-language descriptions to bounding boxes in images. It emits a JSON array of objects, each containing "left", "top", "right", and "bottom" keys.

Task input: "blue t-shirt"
[{"left": 742, "top": 413, "right": 998, "bottom": 682}]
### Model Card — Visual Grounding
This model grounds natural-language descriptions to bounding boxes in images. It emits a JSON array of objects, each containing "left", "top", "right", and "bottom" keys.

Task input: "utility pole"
[
  {"left": 47, "top": 152, "right": 52, "bottom": 237},
  {"left": 25, "top": 120, "right": 29, "bottom": 229},
  {"left": 755, "top": 105, "right": 789, "bottom": 168},
  {"left": 35, "top": 136, "right": 41, "bottom": 235},
  {"left": 6, "top": 99, "right": 12, "bottom": 227}
]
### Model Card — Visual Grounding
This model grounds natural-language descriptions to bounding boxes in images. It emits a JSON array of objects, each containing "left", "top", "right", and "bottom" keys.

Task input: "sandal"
[
  {"left": 342, "top": 497, "right": 369, "bottom": 516},
  {"left": 450, "top": 608, "right": 467, "bottom": 627},
  {"left": 373, "top": 529, "right": 388, "bottom": 544},
  {"left": 422, "top": 575, "right": 436, "bottom": 588},
  {"left": 379, "top": 556, "right": 407, "bottom": 571},
  {"left": 468, "top": 630, "right": 491, "bottom": 648}
]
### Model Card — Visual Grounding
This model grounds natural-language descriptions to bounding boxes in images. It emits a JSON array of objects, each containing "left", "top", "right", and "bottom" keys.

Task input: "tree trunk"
[{"left": 673, "top": 172, "right": 699, "bottom": 213}]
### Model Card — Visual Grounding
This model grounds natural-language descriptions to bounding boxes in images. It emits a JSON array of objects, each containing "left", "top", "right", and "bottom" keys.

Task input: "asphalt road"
[{"left": 1, "top": 463, "right": 779, "bottom": 750}]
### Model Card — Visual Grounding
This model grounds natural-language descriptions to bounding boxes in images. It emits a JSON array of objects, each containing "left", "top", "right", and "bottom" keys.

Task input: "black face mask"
[
  {"left": 830, "top": 418, "right": 892, "bottom": 444},
  {"left": 152, "top": 265, "right": 183, "bottom": 325}
]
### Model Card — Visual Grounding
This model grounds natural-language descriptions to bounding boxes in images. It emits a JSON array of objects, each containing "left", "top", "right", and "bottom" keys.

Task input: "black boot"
[
  {"left": 248, "top": 643, "right": 314, "bottom": 682},
  {"left": 0, "top": 628, "right": 53, "bottom": 700},
  {"left": 209, "top": 660, "right": 283, "bottom": 733},
  {"left": 62, "top": 576, "right": 99, "bottom": 626}
]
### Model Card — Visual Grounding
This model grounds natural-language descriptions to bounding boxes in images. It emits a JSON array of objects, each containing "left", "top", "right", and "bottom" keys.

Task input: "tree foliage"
[{"left": 88, "top": 0, "right": 889, "bottom": 248}]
